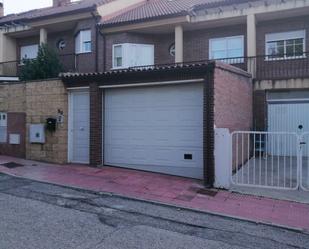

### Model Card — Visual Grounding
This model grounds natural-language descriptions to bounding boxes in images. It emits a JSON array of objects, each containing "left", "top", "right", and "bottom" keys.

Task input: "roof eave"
[
  {"left": 99, "top": 11, "right": 188, "bottom": 29},
  {"left": 0, "top": 5, "right": 97, "bottom": 27}
]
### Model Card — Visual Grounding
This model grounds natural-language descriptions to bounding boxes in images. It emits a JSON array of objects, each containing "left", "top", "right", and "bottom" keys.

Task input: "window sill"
[
  {"left": 112, "top": 66, "right": 128, "bottom": 70},
  {"left": 75, "top": 51, "right": 92, "bottom": 55},
  {"left": 265, "top": 55, "right": 306, "bottom": 61},
  {"left": 212, "top": 58, "right": 245, "bottom": 64}
]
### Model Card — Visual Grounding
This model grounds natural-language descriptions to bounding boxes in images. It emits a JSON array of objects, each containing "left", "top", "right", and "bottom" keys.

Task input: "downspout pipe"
[{"left": 91, "top": 11, "right": 100, "bottom": 73}]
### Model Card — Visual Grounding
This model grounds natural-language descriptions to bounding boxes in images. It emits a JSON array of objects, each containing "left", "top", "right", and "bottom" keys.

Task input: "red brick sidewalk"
[{"left": 0, "top": 155, "right": 309, "bottom": 232}]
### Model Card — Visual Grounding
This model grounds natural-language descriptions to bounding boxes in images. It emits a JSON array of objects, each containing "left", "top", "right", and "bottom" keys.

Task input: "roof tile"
[
  {"left": 0, "top": 0, "right": 113, "bottom": 25},
  {"left": 101, "top": 0, "right": 258, "bottom": 26}
]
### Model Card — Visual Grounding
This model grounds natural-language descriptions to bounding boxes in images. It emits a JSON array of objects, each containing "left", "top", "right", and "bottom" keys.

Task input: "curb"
[{"left": 1, "top": 171, "right": 308, "bottom": 235}]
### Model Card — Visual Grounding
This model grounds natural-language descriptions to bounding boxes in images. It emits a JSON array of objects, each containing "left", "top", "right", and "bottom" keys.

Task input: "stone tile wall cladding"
[{"left": 0, "top": 79, "right": 68, "bottom": 164}]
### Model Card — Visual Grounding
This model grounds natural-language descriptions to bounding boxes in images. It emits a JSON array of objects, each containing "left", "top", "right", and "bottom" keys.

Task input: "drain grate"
[
  {"left": 188, "top": 186, "right": 218, "bottom": 197},
  {"left": 1, "top": 162, "right": 24, "bottom": 169},
  {"left": 196, "top": 188, "right": 218, "bottom": 197}
]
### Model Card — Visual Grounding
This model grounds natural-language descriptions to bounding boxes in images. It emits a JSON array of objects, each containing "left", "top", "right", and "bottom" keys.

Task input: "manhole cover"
[{"left": 1, "top": 162, "right": 24, "bottom": 169}]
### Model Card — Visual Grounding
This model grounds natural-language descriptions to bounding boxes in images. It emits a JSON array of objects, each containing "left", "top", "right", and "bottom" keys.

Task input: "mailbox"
[{"left": 46, "top": 118, "right": 57, "bottom": 132}]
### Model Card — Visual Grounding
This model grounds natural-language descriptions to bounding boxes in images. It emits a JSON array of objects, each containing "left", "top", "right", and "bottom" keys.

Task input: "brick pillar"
[
  {"left": 89, "top": 82, "right": 102, "bottom": 166},
  {"left": 253, "top": 90, "right": 266, "bottom": 131},
  {"left": 204, "top": 69, "right": 215, "bottom": 187}
]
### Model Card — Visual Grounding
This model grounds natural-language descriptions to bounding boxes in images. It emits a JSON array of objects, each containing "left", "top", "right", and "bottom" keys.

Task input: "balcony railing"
[
  {"left": 131, "top": 53, "right": 309, "bottom": 81},
  {"left": 0, "top": 52, "right": 309, "bottom": 81},
  {"left": 0, "top": 54, "right": 77, "bottom": 79},
  {"left": 213, "top": 52, "right": 309, "bottom": 80}
]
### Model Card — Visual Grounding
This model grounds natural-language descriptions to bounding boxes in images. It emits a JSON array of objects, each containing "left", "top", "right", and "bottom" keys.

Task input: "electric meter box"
[{"left": 29, "top": 124, "right": 45, "bottom": 144}]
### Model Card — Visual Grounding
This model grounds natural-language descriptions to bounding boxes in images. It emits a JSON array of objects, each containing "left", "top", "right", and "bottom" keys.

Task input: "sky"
[{"left": 4, "top": 0, "right": 53, "bottom": 15}]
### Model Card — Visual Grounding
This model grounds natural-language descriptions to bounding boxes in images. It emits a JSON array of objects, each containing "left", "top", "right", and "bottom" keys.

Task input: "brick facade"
[
  {"left": 16, "top": 17, "right": 98, "bottom": 73},
  {"left": 89, "top": 82, "right": 102, "bottom": 166},
  {"left": 256, "top": 15, "right": 309, "bottom": 56},
  {"left": 184, "top": 25, "right": 247, "bottom": 62},
  {"left": 253, "top": 90, "right": 266, "bottom": 131},
  {"left": 103, "top": 24, "right": 246, "bottom": 71},
  {"left": 213, "top": 63, "right": 252, "bottom": 172},
  {"left": 214, "top": 64, "right": 253, "bottom": 132},
  {"left": 63, "top": 62, "right": 252, "bottom": 184}
]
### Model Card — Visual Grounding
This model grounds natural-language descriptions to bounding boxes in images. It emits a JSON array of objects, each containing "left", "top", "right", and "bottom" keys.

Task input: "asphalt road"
[{"left": 0, "top": 173, "right": 308, "bottom": 249}]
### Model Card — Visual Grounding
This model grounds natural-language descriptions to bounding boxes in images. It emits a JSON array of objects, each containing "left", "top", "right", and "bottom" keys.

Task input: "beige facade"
[
  {"left": 254, "top": 78, "right": 309, "bottom": 91},
  {"left": 0, "top": 79, "right": 68, "bottom": 164}
]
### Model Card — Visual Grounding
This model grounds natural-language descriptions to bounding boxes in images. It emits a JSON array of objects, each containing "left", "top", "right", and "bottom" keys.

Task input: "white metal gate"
[{"left": 231, "top": 131, "right": 309, "bottom": 191}]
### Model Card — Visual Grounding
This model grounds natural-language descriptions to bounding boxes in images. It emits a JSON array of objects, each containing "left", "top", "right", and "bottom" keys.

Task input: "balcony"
[
  {"left": 0, "top": 53, "right": 90, "bottom": 80},
  {"left": 0, "top": 52, "right": 309, "bottom": 81}
]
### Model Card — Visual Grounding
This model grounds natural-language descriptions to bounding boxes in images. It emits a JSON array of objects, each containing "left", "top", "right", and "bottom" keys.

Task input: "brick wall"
[
  {"left": 256, "top": 15, "right": 309, "bottom": 56},
  {"left": 214, "top": 63, "right": 252, "bottom": 132},
  {"left": 0, "top": 79, "right": 68, "bottom": 164},
  {"left": 104, "top": 32, "right": 157, "bottom": 70},
  {"left": 184, "top": 25, "right": 247, "bottom": 62},
  {"left": 253, "top": 90, "right": 266, "bottom": 131},
  {"left": 255, "top": 15, "right": 309, "bottom": 80},
  {"left": 89, "top": 82, "right": 102, "bottom": 165},
  {"left": 15, "top": 18, "right": 97, "bottom": 73},
  {"left": 74, "top": 18, "right": 97, "bottom": 73},
  {"left": 214, "top": 62, "right": 253, "bottom": 171}
]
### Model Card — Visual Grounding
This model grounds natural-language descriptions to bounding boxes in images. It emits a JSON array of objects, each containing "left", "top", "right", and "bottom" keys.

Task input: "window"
[
  {"left": 113, "top": 45, "right": 123, "bottom": 68},
  {"left": 112, "top": 43, "right": 154, "bottom": 69},
  {"left": 209, "top": 36, "right": 244, "bottom": 63},
  {"left": 20, "top": 44, "right": 39, "bottom": 60},
  {"left": 75, "top": 30, "right": 91, "bottom": 54},
  {"left": 0, "top": 112, "right": 7, "bottom": 143},
  {"left": 266, "top": 30, "right": 305, "bottom": 59}
]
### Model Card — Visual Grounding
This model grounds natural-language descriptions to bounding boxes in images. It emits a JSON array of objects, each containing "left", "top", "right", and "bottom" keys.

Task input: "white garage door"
[
  {"left": 268, "top": 102, "right": 309, "bottom": 133},
  {"left": 104, "top": 83, "right": 203, "bottom": 179},
  {"left": 268, "top": 102, "right": 309, "bottom": 156}
]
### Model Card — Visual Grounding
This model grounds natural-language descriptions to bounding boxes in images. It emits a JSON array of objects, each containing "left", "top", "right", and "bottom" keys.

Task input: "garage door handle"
[
  {"left": 300, "top": 142, "right": 306, "bottom": 145},
  {"left": 80, "top": 127, "right": 85, "bottom": 131}
]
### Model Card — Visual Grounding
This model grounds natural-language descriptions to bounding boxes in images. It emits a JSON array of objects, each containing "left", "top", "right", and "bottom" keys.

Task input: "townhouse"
[
  {"left": 99, "top": 0, "right": 309, "bottom": 133},
  {"left": 1, "top": 0, "right": 309, "bottom": 187},
  {"left": 0, "top": 0, "right": 144, "bottom": 78}
]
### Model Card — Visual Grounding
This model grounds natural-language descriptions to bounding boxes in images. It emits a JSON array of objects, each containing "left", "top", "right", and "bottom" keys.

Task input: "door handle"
[{"left": 80, "top": 127, "right": 85, "bottom": 131}]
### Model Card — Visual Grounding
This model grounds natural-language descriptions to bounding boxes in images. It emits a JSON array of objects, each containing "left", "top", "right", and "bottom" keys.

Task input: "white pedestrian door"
[
  {"left": 70, "top": 92, "right": 90, "bottom": 164},
  {"left": 104, "top": 83, "right": 203, "bottom": 179},
  {"left": 268, "top": 102, "right": 309, "bottom": 156}
]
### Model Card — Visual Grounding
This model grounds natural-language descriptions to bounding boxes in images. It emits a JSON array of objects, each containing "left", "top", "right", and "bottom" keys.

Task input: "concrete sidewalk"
[{"left": 0, "top": 155, "right": 309, "bottom": 232}]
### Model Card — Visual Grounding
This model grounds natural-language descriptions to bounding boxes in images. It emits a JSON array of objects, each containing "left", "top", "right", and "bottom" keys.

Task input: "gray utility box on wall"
[
  {"left": 9, "top": 134, "right": 21, "bottom": 145},
  {"left": 29, "top": 124, "right": 45, "bottom": 144}
]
